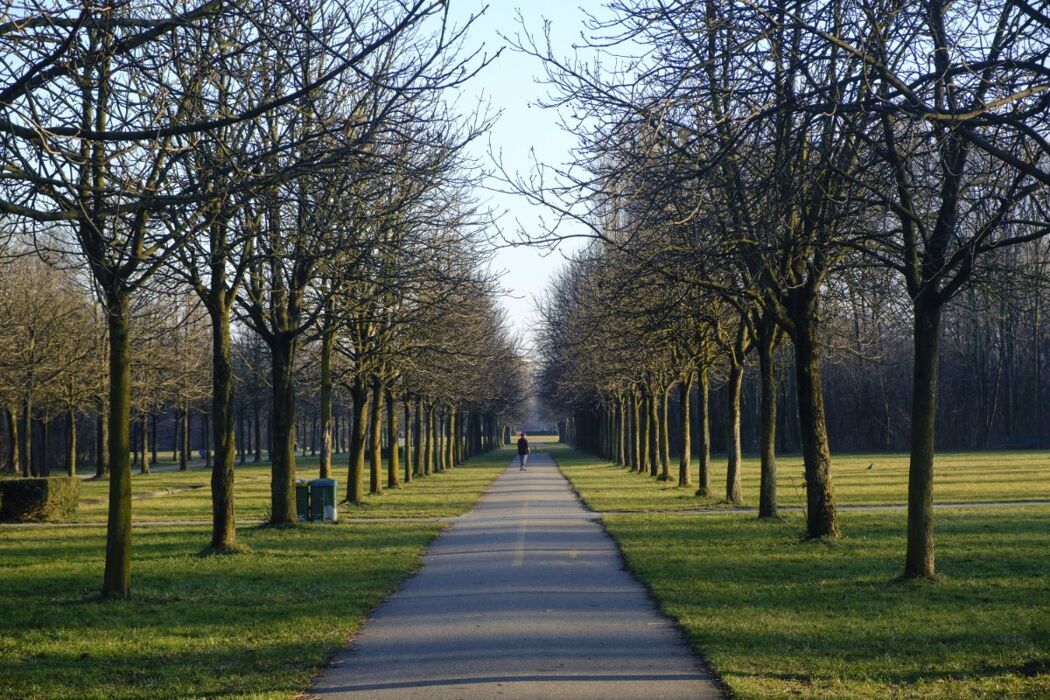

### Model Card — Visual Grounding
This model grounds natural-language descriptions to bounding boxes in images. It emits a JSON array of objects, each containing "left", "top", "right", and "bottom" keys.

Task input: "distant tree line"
[
  {"left": 0, "top": 0, "right": 524, "bottom": 598},
  {"left": 520, "top": 0, "right": 1050, "bottom": 579},
  {"left": 0, "top": 259, "right": 524, "bottom": 485},
  {"left": 541, "top": 241, "right": 1050, "bottom": 453}
]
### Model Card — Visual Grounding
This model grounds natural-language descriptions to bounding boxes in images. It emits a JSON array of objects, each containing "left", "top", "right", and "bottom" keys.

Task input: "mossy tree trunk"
[
  {"left": 445, "top": 409, "right": 455, "bottom": 468},
  {"left": 678, "top": 375, "right": 692, "bottom": 487},
  {"left": 431, "top": 406, "right": 442, "bottom": 472},
  {"left": 616, "top": 395, "right": 626, "bottom": 466},
  {"left": 638, "top": 392, "right": 649, "bottom": 475},
  {"left": 630, "top": 392, "right": 640, "bottom": 471},
  {"left": 369, "top": 376, "right": 383, "bottom": 495},
  {"left": 318, "top": 322, "right": 334, "bottom": 479},
  {"left": 791, "top": 305, "right": 837, "bottom": 538},
  {"left": 658, "top": 386, "right": 671, "bottom": 481},
  {"left": 386, "top": 388, "right": 400, "bottom": 488},
  {"left": 102, "top": 292, "right": 132, "bottom": 598},
  {"left": 346, "top": 378, "right": 369, "bottom": 504},
  {"left": 423, "top": 402, "right": 433, "bottom": 475},
  {"left": 414, "top": 397, "right": 424, "bottom": 476},
  {"left": 725, "top": 358, "right": 743, "bottom": 503},
  {"left": 402, "top": 398, "right": 413, "bottom": 483},
  {"left": 757, "top": 316, "right": 778, "bottom": 518},
  {"left": 207, "top": 289, "right": 237, "bottom": 550},
  {"left": 648, "top": 389, "right": 660, "bottom": 478}
]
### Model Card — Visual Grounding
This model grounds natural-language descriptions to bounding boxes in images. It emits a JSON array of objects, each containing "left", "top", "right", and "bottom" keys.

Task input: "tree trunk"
[
  {"left": 139, "top": 414, "right": 150, "bottom": 475},
  {"left": 346, "top": 378, "right": 369, "bottom": 504},
  {"left": 403, "top": 399, "right": 413, "bottom": 483},
  {"left": 180, "top": 404, "right": 189, "bottom": 471},
  {"left": 431, "top": 406, "right": 441, "bottom": 473},
  {"left": 659, "top": 386, "right": 671, "bottom": 480},
  {"left": 758, "top": 320, "right": 778, "bottom": 518},
  {"left": 39, "top": 416, "right": 50, "bottom": 476},
  {"left": 95, "top": 406, "right": 107, "bottom": 479},
  {"left": 793, "top": 315, "right": 838, "bottom": 538},
  {"left": 697, "top": 368, "right": 712, "bottom": 496},
  {"left": 253, "top": 405, "right": 262, "bottom": 462},
  {"left": 388, "top": 388, "right": 398, "bottom": 486},
  {"left": 318, "top": 328, "right": 334, "bottom": 479},
  {"left": 678, "top": 376, "right": 692, "bottom": 487},
  {"left": 455, "top": 411, "right": 464, "bottom": 465},
  {"left": 725, "top": 360, "right": 743, "bottom": 503},
  {"left": 904, "top": 300, "right": 941, "bottom": 578},
  {"left": 629, "top": 393, "right": 639, "bottom": 471},
  {"left": 66, "top": 407, "right": 77, "bottom": 477},
  {"left": 172, "top": 409, "right": 179, "bottom": 462},
  {"left": 209, "top": 299, "right": 237, "bottom": 550},
  {"left": 423, "top": 402, "right": 432, "bottom": 475},
  {"left": 269, "top": 335, "right": 298, "bottom": 523},
  {"left": 446, "top": 409, "right": 456, "bottom": 468},
  {"left": 237, "top": 409, "right": 246, "bottom": 465},
  {"left": 386, "top": 388, "right": 400, "bottom": 488},
  {"left": 202, "top": 411, "right": 210, "bottom": 468},
  {"left": 637, "top": 393, "right": 648, "bottom": 474},
  {"left": 333, "top": 412, "right": 340, "bottom": 456},
  {"left": 369, "top": 376, "right": 383, "bottom": 495},
  {"left": 102, "top": 295, "right": 132, "bottom": 598},
  {"left": 310, "top": 416, "right": 317, "bottom": 457},
  {"left": 150, "top": 413, "right": 158, "bottom": 465},
  {"left": 414, "top": 397, "right": 424, "bottom": 476},
  {"left": 132, "top": 416, "right": 140, "bottom": 472},
  {"left": 4, "top": 408, "right": 17, "bottom": 474},
  {"left": 20, "top": 395, "right": 31, "bottom": 477},
  {"left": 648, "top": 390, "right": 660, "bottom": 477}
]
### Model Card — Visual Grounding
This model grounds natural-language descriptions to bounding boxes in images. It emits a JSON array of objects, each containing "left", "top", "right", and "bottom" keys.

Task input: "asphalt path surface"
[{"left": 310, "top": 451, "right": 721, "bottom": 699}]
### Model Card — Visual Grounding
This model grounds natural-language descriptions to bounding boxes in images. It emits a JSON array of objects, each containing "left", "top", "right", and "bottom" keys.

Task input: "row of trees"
[
  {"left": 0, "top": 248, "right": 526, "bottom": 482},
  {"left": 0, "top": 259, "right": 210, "bottom": 477},
  {"left": 1, "top": 0, "right": 524, "bottom": 598},
  {"left": 524, "top": 0, "right": 1050, "bottom": 579}
]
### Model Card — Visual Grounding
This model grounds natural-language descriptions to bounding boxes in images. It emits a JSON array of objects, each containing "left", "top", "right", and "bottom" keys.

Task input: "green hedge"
[{"left": 0, "top": 477, "right": 79, "bottom": 522}]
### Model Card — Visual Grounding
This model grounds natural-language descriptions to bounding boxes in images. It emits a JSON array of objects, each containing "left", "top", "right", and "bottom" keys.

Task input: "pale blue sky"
[{"left": 448, "top": 2, "right": 599, "bottom": 342}]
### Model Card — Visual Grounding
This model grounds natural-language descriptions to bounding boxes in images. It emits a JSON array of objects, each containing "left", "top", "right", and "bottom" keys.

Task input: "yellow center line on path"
[{"left": 513, "top": 498, "right": 528, "bottom": 567}]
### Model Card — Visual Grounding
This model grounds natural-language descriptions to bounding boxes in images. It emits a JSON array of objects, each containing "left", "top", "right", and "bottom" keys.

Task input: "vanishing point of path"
[{"left": 310, "top": 452, "right": 721, "bottom": 699}]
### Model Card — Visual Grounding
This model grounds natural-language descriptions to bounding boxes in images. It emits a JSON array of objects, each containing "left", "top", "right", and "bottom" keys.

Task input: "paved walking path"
[{"left": 310, "top": 453, "right": 721, "bottom": 699}]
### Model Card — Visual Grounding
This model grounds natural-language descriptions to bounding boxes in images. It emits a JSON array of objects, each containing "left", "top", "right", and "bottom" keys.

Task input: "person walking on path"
[{"left": 517, "top": 431, "right": 529, "bottom": 470}]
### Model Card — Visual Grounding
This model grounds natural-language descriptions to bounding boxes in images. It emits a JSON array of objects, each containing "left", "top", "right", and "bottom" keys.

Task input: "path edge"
[
  {"left": 300, "top": 450, "right": 517, "bottom": 699},
  {"left": 548, "top": 445, "right": 731, "bottom": 699}
]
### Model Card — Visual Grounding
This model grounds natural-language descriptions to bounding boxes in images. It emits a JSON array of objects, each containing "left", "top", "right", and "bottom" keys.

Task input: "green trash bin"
[
  {"left": 309, "top": 478, "right": 337, "bottom": 522},
  {"left": 295, "top": 480, "right": 310, "bottom": 522}
]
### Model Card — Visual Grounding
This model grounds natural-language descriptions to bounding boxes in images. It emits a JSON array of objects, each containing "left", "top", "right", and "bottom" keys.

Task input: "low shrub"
[{"left": 0, "top": 477, "right": 79, "bottom": 522}]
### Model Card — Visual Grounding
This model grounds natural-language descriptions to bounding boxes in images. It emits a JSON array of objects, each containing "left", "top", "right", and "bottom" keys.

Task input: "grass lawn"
[
  {"left": 553, "top": 444, "right": 1050, "bottom": 698},
  {"left": 555, "top": 447, "right": 1050, "bottom": 512},
  {"left": 0, "top": 447, "right": 514, "bottom": 699},
  {"left": 64, "top": 450, "right": 510, "bottom": 523}
]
